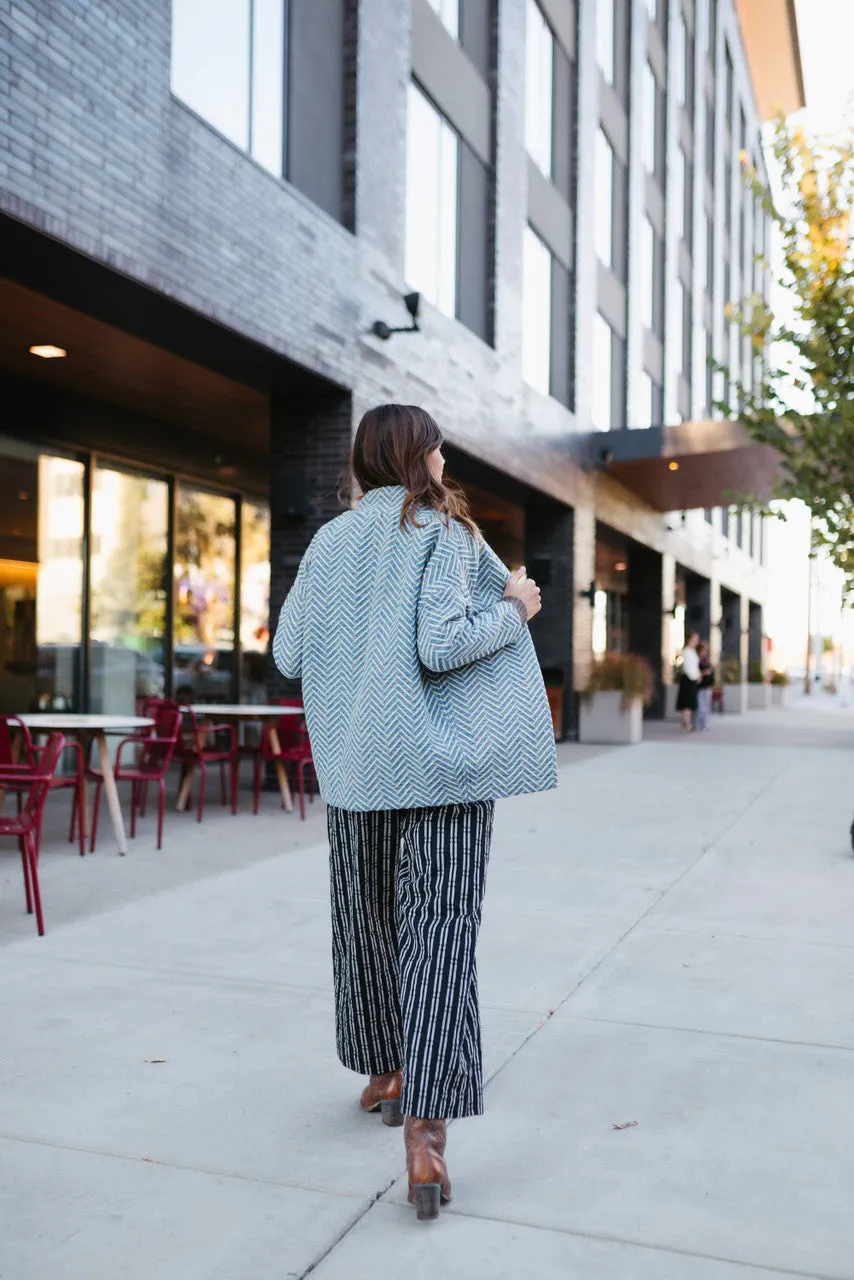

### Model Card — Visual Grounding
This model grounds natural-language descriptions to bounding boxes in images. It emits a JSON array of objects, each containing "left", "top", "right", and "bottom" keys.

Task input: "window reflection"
[
  {"left": 405, "top": 82, "right": 459, "bottom": 317},
  {"left": 426, "top": 0, "right": 459, "bottom": 40},
  {"left": 595, "top": 130, "right": 614, "bottom": 267},
  {"left": 522, "top": 226, "right": 552, "bottom": 396},
  {"left": 240, "top": 500, "right": 271, "bottom": 702},
  {"left": 90, "top": 466, "right": 168, "bottom": 714},
  {"left": 171, "top": 0, "right": 286, "bottom": 177},
  {"left": 592, "top": 313, "right": 613, "bottom": 431},
  {"left": 525, "top": 1, "right": 554, "bottom": 178},
  {"left": 174, "top": 486, "right": 236, "bottom": 704},
  {"left": 0, "top": 441, "right": 84, "bottom": 714},
  {"left": 597, "top": 0, "right": 615, "bottom": 83}
]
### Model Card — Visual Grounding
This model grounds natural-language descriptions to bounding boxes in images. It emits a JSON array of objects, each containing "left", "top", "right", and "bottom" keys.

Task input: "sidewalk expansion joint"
[
  {"left": 561, "top": 1012, "right": 854, "bottom": 1054},
  {"left": 428, "top": 1206, "right": 845, "bottom": 1280}
]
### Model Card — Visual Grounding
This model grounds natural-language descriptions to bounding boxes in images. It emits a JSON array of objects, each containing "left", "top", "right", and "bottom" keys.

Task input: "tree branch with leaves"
[{"left": 720, "top": 116, "right": 854, "bottom": 595}]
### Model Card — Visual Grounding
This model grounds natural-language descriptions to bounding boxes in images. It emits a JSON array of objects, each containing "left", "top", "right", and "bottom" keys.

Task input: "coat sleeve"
[
  {"left": 417, "top": 526, "right": 525, "bottom": 674},
  {"left": 272, "top": 546, "right": 313, "bottom": 679}
]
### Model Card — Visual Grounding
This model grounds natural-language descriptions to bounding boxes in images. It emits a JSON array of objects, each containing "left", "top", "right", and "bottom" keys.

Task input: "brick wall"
[{"left": 266, "top": 390, "right": 353, "bottom": 699}]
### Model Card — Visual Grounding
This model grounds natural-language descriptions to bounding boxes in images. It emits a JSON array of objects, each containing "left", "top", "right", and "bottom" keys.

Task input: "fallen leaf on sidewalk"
[
  {"left": 145, "top": 1059, "right": 168, "bottom": 1064},
  {"left": 612, "top": 1121, "right": 638, "bottom": 1130}
]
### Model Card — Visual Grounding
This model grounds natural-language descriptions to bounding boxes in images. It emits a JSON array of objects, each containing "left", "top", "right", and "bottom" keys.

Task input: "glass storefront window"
[
  {"left": 174, "top": 485, "right": 237, "bottom": 704},
  {"left": 90, "top": 466, "right": 169, "bottom": 714},
  {"left": 0, "top": 439, "right": 84, "bottom": 715},
  {"left": 240, "top": 500, "right": 271, "bottom": 702}
]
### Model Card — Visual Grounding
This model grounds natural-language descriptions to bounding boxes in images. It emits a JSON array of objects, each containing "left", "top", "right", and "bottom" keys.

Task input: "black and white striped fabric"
[{"left": 328, "top": 800, "right": 495, "bottom": 1120}]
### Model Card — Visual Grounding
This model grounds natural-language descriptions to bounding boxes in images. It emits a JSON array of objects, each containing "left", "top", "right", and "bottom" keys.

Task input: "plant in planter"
[
  {"left": 721, "top": 657, "right": 742, "bottom": 685},
  {"left": 580, "top": 653, "right": 655, "bottom": 745},
  {"left": 747, "top": 658, "right": 771, "bottom": 708},
  {"left": 718, "top": 657, "right": 746, "bottom": 713}
]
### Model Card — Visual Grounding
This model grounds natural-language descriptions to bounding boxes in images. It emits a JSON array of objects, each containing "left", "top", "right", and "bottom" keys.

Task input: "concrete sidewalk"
[{"left": 2, "top": 706, "right": 853, "bottom": 1279}]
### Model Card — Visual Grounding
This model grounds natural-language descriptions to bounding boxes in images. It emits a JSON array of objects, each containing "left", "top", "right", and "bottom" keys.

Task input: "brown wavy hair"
[{"left": 346, "top": 403, "right": 479, "bottom": 536}]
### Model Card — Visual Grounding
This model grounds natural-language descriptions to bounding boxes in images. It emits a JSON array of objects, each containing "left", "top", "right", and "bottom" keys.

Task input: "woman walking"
[
  {"left": 677, "top": 631, "right": 701, "bottom": 732},
  {"left": 273, "top": 404, "right": 557, "bottom": 1219}
]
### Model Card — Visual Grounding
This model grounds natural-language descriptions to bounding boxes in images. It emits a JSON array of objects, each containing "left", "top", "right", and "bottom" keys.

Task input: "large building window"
[
  {"left": 90, "top": 467, "right": 168, "bottom": 714},
  {"left": 640, "top": 217, "right": 655, "bottom": 329},
  {"left": 597, "top": 0, "right": 615, "bottom": 84},
  {"left": 522, "top": 227, "right": 553, "bottom": 396},
  {"left": 634, "top": 370, "right": 653, "bottom": 429},
  {"left": 0, "top": 441, "right": 85, "bottom": 715},
  {"left": 171, "top": 0, "right": 286, "bottom": 178},
  {"left": 675, "top": 13, "right": 694, "bottom": 113},
  {"left": 592, "top": 314, "right": 613, "bottom": 430},
  {"left": 642, "top": 63, "right": 662, "bottom": 177},
  {"left": 595, "top": 130, "right": 615, "bottom": 267},
  {"left": 173, "top": 486, "right": 237, "bottom": 703},
  {"left": 427, "top": 0, "right": 460, "bottom": 40},
  {"left": 405, "top": 83, "right": 460, "bottom": 319},
  {"left": 525, "top": 1, "right": 554, "bottom": 178},
  {"left": 240, "top": 500, "right": 271, "bottom": 702}
]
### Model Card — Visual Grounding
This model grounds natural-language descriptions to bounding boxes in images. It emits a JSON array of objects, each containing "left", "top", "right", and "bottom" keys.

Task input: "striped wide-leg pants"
[{"left": 327, "top": 800, "right": 494, "bottom": 1120}]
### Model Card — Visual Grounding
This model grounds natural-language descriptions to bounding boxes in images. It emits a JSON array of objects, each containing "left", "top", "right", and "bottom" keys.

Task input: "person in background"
[
  {"left": 695, "top": 641, "right": 714, "bottom": 731},
  {"left": 676, "top": 631, "right": 701, "bottom": 732}
]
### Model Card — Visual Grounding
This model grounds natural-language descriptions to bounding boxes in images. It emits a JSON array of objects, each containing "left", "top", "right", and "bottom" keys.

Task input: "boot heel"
[
  {"left": 412, "top": 1183, "right": 441, "bottom": 1221},
  {"left": 380, "top": 1097, "right": 403, "bottom": 1127}
]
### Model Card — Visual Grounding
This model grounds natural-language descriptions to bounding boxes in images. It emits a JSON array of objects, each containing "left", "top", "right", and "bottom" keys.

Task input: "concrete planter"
[
  {"left": 722, "top": 682, "right": 748, "bottom": 714},
  {"left": 748, "top": 683, "right": 771, "bottom": 710},
  {"left": 579, "top": 691, "right": 643, "bottom": 745},
  {"left": 664, "top": 684, "right": 681, "bottom": 722},
  {"left": 770, "top": 684, "right": 790, "bottom": 708}
]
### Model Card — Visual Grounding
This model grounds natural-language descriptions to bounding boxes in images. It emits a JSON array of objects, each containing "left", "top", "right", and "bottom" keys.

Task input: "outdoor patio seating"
[
  {"left": 88, "top": 705, "right": 182, "bottom": 852},
  {"left": 251, "top": 700, "right": 315, "bottom": 821},
  {"left": 0, "top": 732, "right": 66, "bottom": 936},
  {"left": 1, "top": 714, "right": 87, "bottom": 856},
  {"left": 175, "top": 706, "right": 238, "bottom": 822}
]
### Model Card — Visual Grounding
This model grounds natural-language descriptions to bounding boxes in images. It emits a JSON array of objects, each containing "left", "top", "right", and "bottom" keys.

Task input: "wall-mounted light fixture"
[
  {"left": 371, "top": 292, "right": 421, "bottom": 340},
  {"left": 668, "top": 460, "right": 680, "bottom": 471}
]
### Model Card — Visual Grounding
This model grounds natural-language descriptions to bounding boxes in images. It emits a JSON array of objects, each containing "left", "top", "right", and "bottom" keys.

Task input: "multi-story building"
[{"left": 0, "top": 0, "right": 804, "bottom": 730}]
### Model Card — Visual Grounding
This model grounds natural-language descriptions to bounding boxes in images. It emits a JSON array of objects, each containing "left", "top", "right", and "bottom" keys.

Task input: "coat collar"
[{"left": 357, "top": 486, "right": 407, "bottom": 509}]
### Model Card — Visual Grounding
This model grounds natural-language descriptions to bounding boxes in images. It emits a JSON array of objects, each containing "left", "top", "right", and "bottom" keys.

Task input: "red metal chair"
[
  {"left": 89, "top": 705, "right": 182, "bottom": 851},
  {"left": 174, "top": 707, "right": 238, "bottom": 822},
  {"left": 252, "top": 704, "right": 315, "bottom": 820},
  {"left": 0, "top": 732, "right": 66, "bottom": 936},
  {"left": 1, "top": 715, "right": 87, "bottom": 856}
]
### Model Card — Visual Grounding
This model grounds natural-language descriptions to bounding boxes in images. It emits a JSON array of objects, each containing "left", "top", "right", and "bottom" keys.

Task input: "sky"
[{"left": 792, "top": 0, "right": 854, "bottom": 132}]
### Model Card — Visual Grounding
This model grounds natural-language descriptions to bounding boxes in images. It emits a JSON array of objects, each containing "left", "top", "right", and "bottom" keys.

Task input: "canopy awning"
[{"left": 595, "top": 419, "right": 784, "bottom": 513}]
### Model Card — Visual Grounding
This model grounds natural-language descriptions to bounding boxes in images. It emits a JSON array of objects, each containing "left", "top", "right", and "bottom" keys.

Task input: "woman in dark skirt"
[{"left": 677, "top": 631, "right": 701, "bottom": 731}]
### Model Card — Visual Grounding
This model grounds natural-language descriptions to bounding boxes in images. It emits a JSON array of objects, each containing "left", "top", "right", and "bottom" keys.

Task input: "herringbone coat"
[{"left": 272, "top": 486, "right": 558, "bottom": 810}]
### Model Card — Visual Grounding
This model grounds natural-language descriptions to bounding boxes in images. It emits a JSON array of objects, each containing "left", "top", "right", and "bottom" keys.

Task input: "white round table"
[
  {"left": 183, "top": 705, "right": 305, "bottom": 813},
  {"left": 19, "top": 714, "right": 154, "bottom": 855}
]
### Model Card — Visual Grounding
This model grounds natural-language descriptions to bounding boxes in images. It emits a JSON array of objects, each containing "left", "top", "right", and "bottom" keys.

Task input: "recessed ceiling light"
[
  {"left": 29, "top": 344, "right": 67, "bottom": 359},
  {"left": 17, "top": 491, "right": 30, "bottom": 501},
  {"left": 614, "top": 561, "right": 627, "bottom": 571},
  {"left": 668, "top": 461, "right": 680, "bottom": 471}
]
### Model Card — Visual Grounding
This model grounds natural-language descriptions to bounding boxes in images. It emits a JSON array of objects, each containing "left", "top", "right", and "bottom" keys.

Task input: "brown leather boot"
[
  {"left": 405, "top": 1116, "right": 452, "bottom": 1220},
  {"left": 359, "top": 1070, "right": 403, "bottom": 1127}
]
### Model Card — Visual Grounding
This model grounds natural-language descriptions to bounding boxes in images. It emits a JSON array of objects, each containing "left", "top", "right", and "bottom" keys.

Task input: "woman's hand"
[{"left": 504, "top": 567, "right": 542, "bottom": 621}]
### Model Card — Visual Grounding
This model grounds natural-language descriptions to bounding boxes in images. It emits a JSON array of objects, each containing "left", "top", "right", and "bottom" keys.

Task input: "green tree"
[{"left": 723, "top": 117, "right": 854, "bottom": 594}]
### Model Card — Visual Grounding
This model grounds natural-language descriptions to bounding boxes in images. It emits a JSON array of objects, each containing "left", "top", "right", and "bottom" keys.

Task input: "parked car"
[{"left": 172, "top": 645, "right": 235, "bottom": 702}]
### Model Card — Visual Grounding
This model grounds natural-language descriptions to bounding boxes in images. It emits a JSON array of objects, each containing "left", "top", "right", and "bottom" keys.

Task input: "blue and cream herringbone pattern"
[{"left": 272, "top": 486, "right": 558, "bottom": 811}]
